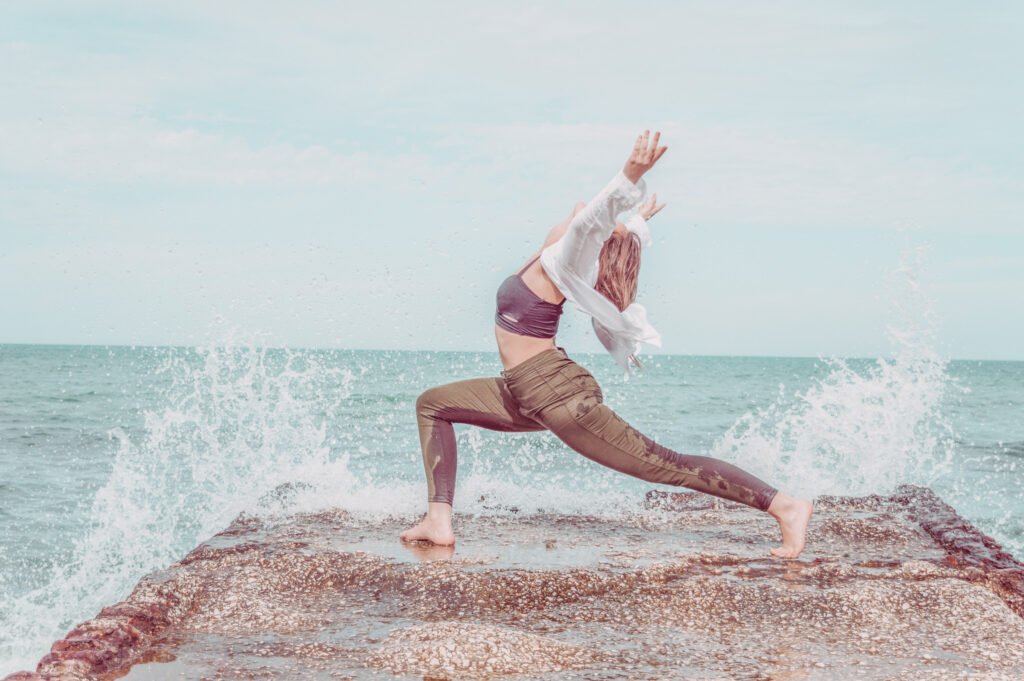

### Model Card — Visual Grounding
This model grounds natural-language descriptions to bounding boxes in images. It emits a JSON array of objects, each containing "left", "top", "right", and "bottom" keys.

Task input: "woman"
[{"left": 401, "top": 130, "right": 813, "bottom": 558}]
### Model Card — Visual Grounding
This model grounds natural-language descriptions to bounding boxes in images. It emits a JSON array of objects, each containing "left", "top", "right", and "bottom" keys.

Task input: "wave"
[
  {"left": 713, "top": 250, "right": 956, "bottom": 501},
  {"left": 0, "top": 342, "right": 356, "bottom": 674}
]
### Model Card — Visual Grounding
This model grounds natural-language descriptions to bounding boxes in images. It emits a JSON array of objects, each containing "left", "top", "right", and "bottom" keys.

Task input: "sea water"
[{"left": 1, "top": 314, "right": 1022, "bottom": 674}]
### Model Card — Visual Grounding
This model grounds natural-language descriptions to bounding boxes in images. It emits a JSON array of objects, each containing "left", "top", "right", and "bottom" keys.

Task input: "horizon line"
[{"left": 0, "top": 341, "right": 1020, "bottom": 364}]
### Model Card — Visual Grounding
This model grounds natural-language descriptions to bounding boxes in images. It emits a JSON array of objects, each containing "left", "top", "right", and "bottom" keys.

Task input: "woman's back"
[{"left": 494, "top": 209, "right": 577, "bottom": 371}]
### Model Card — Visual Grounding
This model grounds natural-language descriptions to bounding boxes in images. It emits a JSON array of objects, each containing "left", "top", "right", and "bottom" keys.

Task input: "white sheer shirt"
[{"left": 539, "top": 170, "right": 662, "bottom": 380}]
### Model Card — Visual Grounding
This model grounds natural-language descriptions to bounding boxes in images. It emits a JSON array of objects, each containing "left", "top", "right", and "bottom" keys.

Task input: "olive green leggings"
[{"left": 415, "top": 347, "right": 778, "bottom": 512}]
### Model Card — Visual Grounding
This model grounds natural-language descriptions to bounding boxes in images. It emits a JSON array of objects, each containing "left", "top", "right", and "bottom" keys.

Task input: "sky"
[{"left": 1, "top": 1, "right": 1021, "bottom": 360}]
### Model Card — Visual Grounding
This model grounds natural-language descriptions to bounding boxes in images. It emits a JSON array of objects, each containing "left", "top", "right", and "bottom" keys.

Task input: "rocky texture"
[
  {"left": 5, "top": 484, "right": 1024, "bottom": 680},
  {"left": 368, "top": 622, "right": 601, "bottom": 677}
]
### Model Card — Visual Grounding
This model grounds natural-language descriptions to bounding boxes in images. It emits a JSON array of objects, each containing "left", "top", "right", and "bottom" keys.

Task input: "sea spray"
[
  {"left": 0, "top": 342, "right": 356, "bottom": 673},
  {"left": 713, "top": 248, "right": 957, "bottom": 498}
]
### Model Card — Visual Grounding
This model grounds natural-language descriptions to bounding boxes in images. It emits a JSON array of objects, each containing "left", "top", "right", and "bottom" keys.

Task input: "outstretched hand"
[
  {"left": 638, "top": 193, "right": 666, "bottom": 221},
  {"left": 623, "top": 129, "right": 667, "bottom": 184}
]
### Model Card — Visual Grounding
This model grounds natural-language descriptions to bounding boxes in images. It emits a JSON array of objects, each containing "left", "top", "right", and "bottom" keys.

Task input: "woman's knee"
[
  {"left": 416, "top": 382, "right": 467, "bottom": 418},
  {"left": 416, "top": 386, "right": 444, "bottom": 416}
]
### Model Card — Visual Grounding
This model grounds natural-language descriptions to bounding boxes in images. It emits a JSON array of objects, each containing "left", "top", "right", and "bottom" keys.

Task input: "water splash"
[
  {"left": 714, "top": 247, "right": 956, "bottom": 498},
  {"left": 0, "top": 341, "right": 355, "bottom": 673}
]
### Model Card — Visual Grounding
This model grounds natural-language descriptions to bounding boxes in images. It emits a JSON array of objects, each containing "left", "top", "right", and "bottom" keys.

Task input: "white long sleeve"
[
  {"left": 539, "top": 171, "right": 662, "bottom": 380},
  {"left": 549, "top": 170, "right": 648, "bottom": 276},
  {"left": 624, "top": 213, "right": 652, "bottom": 249}
]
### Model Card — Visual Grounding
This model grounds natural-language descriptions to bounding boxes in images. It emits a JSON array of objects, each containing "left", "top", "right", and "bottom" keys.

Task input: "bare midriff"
[
  {"left": 495, "top": 255, "right": 566, "bottom": 372},
  {"left": 495, "top": 325, "right": 558, "bottom": 371}
]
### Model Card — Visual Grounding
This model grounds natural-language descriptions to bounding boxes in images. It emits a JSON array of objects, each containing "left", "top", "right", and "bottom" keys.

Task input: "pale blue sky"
[{"left": 1, "top": 2, "right": 1021, "bottom": 360}]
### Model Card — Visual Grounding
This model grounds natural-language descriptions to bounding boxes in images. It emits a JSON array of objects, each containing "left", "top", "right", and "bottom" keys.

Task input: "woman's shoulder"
[{"left": 544, "top": 220, "right": 570, "bottom": 248}]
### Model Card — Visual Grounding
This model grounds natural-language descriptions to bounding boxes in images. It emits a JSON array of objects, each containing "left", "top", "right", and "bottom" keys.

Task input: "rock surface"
[{"left": 5, "top": 484, "right": 1024, "bottom": 680}]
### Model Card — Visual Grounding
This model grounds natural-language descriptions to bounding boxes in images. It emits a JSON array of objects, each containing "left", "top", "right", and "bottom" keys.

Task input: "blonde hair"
[{"left": 595, "top": 232, "right": 641, "bottom": 312}]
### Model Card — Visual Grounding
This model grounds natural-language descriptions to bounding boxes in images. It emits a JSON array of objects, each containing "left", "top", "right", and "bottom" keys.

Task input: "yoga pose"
[{"left": 401, "top": 130, "right": 814, "bottom": 558}]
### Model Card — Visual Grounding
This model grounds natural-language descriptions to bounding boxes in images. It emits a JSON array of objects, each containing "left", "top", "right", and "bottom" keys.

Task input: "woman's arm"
[
  {"left": 547, "top": 130, "right": 668, "bottom": 273},
  {"left": 562, "top": 170, "right": 647, "bottom": 248},
  {"left": 622, "top": 193, "right": 667, "bottom": 249},
  {"left": 541, "top": 202, "right": 586, "bottom": 249}
]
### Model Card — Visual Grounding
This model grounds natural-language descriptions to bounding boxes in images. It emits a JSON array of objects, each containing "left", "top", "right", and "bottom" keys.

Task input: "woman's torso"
[
  {"left": 495, "top": 254, "right": 566, "bottom": 371},
  {"left": 495, "top": 218, "right": 572, "bottom": 371}
]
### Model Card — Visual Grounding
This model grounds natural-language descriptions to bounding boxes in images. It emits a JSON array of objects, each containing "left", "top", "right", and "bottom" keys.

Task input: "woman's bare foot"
[
  {"left": 401, "top": 541, "right": 456, "bottom": 562},
  {"left": 766, "top": 492, "right": 814, "bottom": 559},
  {"left": 400, "top": 502, "right": 455, "bottom": 546}
]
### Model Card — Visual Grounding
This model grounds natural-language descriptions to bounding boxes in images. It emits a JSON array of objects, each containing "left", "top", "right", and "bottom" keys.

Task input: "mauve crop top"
[{"left": 494, "top": 256, "right": 564, "bottom": 338}]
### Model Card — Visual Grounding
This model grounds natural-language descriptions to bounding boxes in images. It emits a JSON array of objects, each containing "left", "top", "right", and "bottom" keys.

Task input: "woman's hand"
[
  {"left": 623, "top": 129, "right": 668, "bottom": 184},
  {"left": 638, "top": 193, "right": 666, "bottom": 221}
]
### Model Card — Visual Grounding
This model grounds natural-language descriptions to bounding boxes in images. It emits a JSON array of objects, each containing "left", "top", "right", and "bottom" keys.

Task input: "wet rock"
[
  {"left": 368, "top": 621, "right": 599, "bottom": 676},
  {"left": 4, "top": 485, "right": 1023, "bottom": 680}
]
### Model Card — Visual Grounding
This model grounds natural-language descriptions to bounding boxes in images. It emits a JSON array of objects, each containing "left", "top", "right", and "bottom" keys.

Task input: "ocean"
[{"left": 1, "top": 335, "right": 1022, "bottom": 676}]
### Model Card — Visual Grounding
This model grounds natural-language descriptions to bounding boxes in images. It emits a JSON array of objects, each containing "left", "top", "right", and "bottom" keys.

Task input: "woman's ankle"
[
  {"left": 766, "top": 491, "right": 793, "bottom": 517},
  {"left": 426, "top": 501, "right": 453, "bottom": 522}
]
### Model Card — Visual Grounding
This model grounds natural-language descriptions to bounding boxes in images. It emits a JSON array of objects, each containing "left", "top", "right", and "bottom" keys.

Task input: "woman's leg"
[
  {"left": 532, "top": 367, "right": 813, "bottom": 557},
  {"left": 402, "top": 376, "right": 546, "bottom": 544},
  {"left": 544, "top": 396, "right": 779, "bottom": 509}
]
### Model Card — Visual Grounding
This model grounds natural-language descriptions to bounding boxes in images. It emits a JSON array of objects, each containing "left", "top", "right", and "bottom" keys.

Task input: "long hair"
[{"left": 595, "top": 231, "right": 641, "bottom": 312}]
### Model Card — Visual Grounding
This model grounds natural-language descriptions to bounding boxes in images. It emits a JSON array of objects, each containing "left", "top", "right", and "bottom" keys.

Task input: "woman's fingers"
[
  {"left": 624, "top": 129, "right": 666, "bottom": 182},
  {"left": 639, "top": 193, "right": 666, "bottom": 220},
  {"left": 646, "top": 193, "right": 657, "bottom": 213},
  {"left": 637, "top": 129, "right": 664, "bottom": 164}
]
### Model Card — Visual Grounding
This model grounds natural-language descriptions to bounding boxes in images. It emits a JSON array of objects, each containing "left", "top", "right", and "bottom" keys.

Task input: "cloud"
[
  {"left": 435, "top": 121, "right": 1024, "bottom": 234},
  {"left": 1, "top": 1, "right": 1021, "bottom": 358},
  {"left": 0, "top": 117, "right": 440, "bottom": 186}
]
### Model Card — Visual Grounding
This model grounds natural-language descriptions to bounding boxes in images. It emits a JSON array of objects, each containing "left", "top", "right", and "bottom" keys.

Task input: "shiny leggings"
[{"left": 415, "top": 347, "right": 778, "bottom": 512}]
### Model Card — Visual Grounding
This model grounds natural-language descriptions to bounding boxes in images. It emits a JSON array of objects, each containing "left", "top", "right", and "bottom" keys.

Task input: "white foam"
[
  {"left": 0, "top": 339, "right": 354, "bottom": 673},
  {"left": 713, "top": 248, "right": 956, "bottom": 498}
]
